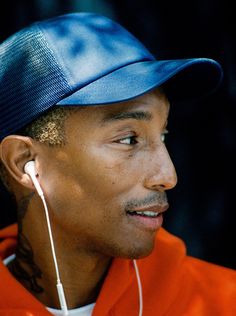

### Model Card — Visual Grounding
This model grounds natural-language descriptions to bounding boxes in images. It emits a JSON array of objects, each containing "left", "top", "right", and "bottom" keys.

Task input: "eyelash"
[{"left": 118, "top": 130, "right": 169, "bottom": 146}]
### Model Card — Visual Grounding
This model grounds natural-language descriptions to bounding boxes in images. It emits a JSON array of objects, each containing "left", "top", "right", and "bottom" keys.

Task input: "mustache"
[{"left": 125, "top": 191, "right": 168, "bottom": 210}]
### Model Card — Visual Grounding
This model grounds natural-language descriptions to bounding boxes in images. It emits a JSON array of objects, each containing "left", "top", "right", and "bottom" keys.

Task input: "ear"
[{"left": 0, "top": 135, "right": 36, "bottom": 190}]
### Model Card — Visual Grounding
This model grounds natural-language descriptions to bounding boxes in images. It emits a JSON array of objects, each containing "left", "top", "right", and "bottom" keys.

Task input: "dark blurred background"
[{"left": 0, "top": 0, "right": 235, "bottom": 269}]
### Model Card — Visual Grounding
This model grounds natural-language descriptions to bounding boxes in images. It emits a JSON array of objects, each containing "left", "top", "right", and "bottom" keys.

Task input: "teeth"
[{"left": 135, "top": 211, "right": 159, "bottom": 217}]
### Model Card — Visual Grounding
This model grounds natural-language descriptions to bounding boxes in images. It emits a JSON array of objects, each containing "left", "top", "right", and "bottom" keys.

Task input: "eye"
[
  {"left": 118, "top": 135, "right": 138, "bottom": 145},
  {"left": 161, "top": 129, "right": 169, "bottom": 143}
]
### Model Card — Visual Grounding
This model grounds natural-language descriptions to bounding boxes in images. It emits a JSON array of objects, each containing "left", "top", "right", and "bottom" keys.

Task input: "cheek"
[
  {"left": 70, "top": 146, "right": 144, "bottom": 200},
  {"left": 41, "top": 145, "right": 145, "bottom": 223}
]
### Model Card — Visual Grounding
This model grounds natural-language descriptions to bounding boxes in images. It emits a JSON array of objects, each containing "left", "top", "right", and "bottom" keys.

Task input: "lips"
[
  {"left": 126, "top": 204, "right": 169, "bottom": 217},
  {"left": 126, "top": 204, "right": 169, "bottom": 230}
]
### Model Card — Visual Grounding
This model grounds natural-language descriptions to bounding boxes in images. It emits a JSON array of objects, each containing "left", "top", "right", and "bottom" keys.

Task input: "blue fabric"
[
  {"left": 58, "top": 59, "right": 222, "bottom": 105},
  {"left": 0, "top": 12, "right": 223, "bottom": 140}
]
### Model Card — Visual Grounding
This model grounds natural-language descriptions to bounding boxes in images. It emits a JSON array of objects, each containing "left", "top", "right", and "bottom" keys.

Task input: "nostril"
[{"left": 154, "top": 184, "right": 168, "bottom": 192}]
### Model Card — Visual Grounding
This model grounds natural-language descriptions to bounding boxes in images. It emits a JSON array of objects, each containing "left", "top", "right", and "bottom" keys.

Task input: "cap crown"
[{"left": 0, "top": 12, "right": 154, "bottom": 139}]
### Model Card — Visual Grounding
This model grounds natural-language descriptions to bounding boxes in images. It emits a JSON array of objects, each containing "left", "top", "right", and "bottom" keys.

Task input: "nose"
[{"left": 143, "top": 144, "right": 177, "bottom": 191}]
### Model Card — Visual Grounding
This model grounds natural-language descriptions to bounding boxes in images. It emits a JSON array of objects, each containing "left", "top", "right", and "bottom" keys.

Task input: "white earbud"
[
  {"left": 24, "top": 161, "right": 44, "bottom": 197},
  {"left": 24, "top": 160, "right": 36, "bottom": 175}
]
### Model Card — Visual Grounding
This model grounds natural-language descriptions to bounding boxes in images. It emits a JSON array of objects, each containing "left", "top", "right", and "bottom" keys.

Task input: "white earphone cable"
[
  {"left": 133, "top": 259, "right": 143, "bottom": 316},
  {"left": 40, "top": 195, "right": 68, "bottom": 315},
  {"left": 27, "top": 165, "right": 68, "bottom": 315}
]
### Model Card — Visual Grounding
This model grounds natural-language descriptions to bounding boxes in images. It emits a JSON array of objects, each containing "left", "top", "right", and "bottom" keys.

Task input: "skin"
[{"left": 0, "top": 88, "right": 177, "bottom": 309}]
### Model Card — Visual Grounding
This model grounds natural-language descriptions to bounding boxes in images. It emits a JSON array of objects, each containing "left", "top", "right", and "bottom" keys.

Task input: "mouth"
[
  {"left": 126, "top": 204, "right": 169, "bottom": 231},
  {"left": 126, "top": 204, "right": 169, "bottom": 217}
]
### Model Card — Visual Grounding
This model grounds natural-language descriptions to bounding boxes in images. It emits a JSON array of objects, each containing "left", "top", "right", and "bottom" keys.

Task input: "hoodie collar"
[{"left": 0, "top": 224, "right": 187, "bottom": 316}]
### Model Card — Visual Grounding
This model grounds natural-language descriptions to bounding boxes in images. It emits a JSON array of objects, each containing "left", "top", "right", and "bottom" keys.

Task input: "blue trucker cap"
[{"left": 0, "top": 12, "right": 223, "bottom": 141}]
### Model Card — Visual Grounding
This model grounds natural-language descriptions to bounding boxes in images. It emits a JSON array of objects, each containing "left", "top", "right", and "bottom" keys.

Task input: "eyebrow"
[{"left": 102, "top": 110, "right": 153, "bottom": 124}]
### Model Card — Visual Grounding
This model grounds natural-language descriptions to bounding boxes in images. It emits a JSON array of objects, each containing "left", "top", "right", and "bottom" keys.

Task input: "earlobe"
[{"left": 0, "top": 135, "right": 36, "bottom": 190}]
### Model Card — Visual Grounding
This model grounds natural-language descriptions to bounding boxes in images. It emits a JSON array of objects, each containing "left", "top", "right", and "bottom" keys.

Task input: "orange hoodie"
[{"left": 0, "top": 224, "right": 235, "bottom": 316}]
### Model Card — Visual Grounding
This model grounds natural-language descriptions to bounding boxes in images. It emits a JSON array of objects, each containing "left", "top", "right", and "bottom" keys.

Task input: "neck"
[
  {"left": 35, "top": 248, "right": 111, "bottom": 309},
  {"left": 9, "top": 198, "right": 112, "bottom": 309}
]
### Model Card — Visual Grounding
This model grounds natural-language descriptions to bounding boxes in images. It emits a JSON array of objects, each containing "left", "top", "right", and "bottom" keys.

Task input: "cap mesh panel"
[{"left": 0, "top": 26, "right": 71, "bottom": 140}]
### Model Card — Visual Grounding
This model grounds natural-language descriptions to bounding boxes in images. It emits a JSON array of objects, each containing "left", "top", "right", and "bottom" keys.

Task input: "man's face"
[{"left": 39, "top": 89, "right": 177, "bottom": 259}]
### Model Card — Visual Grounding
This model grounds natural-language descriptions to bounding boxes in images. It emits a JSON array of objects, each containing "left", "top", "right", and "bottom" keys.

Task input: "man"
[{"left": 0, "top": 12, "right": 235, "bottom": 316}]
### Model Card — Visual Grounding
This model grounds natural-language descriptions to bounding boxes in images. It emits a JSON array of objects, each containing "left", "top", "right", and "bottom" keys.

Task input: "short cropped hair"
[{"left": 0, "top": 106, "right": 76, "bottom": 190}]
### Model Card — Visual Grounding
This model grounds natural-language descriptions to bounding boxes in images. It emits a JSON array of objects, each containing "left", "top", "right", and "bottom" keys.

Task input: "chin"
[
  {"left": 121, "top": 240, "right": 155, "bottom": 260},
  {"left": 130, "top": 247, "right": 154, "bottom": 259}
]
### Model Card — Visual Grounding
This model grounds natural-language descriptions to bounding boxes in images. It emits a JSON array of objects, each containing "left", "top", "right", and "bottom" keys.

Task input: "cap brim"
[{"left": 57, "top": 58, "right": 223, "bottom": 106}]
